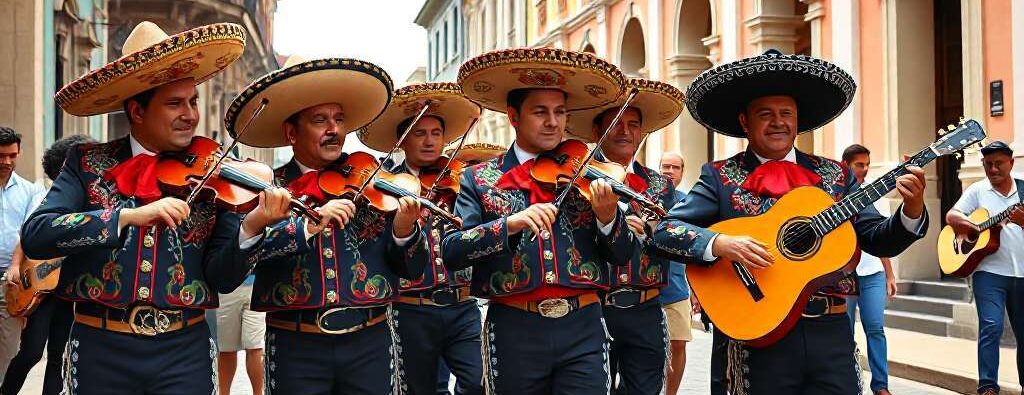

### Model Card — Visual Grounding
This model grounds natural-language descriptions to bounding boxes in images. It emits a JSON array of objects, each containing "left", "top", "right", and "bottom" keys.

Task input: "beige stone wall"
[{"left": 1, "top": 0, "right": 44, "bottom": 181}]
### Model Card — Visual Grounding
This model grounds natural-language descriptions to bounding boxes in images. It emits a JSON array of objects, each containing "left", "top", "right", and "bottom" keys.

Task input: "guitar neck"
[
  {"left": 811, "top": 146, "right": 938, "bottom": 235},
  {"left": 979, "top": 202, "right": 1024, "bottom": 230}
]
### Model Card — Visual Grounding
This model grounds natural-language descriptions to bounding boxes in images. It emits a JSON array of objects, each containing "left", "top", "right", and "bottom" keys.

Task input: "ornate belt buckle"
[
  {"left": 536, "top": 298, "right": 571, "bottom": 318},
  {"left": 317, "top": 307, "right": 367, "bottom": 335},
  {"left": 430, "top": 289, "right": 457, "bottom": 306},
  {"left": 129, "top": 306, "right": 176, "bottom": 336},
  {"left": 606, "top": 289, "right": 641, "bottom": 309}
]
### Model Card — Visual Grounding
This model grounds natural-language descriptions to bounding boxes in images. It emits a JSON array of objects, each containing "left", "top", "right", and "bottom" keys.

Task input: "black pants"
[
  {"left": 484, "top": 302, "right": 608, "bottom": 395},
  {"left": 721, "top": 314, "right": 860, "bottom": 395},
  {"left": 603, "top": 298, "right": 667, "bottom": 395},
  {"left": 1, "top": 296, "right": 74, "bottom": 395},
  {"left": 265, "top": 321, "right": 396, "bottom": 395},
  {"left": 396, "top": 300, "right": 482, "bottom": 395},
  {"left": 66, "top": 319, "right": 214, "bottom": 395}
]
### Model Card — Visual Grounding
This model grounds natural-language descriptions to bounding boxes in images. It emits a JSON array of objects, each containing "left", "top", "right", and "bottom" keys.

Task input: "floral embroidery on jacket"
[
  {"left": 350, "top": 262, "right": 392, "bottom": 301},
  {"left": 489, "top": 250, "right": 531, "bottom": 293},
  {"left": 164, "top": 263, "right": 210, "bottom": 306}
]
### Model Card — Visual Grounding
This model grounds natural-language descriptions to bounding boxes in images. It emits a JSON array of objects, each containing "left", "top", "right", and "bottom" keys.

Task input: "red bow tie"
[
  {"left": 495, "top": 159, "right": 556, "bottom": 204},
  {"left": 103, "top": 154, "right": 162, "bottom": 204},
  {"left": 287, "top": 171, "right": 326, "bottom": 203},
  {"left": 624, "top": 173, "right": 648, "bottom": 194},
  {"left": 740, "top": 160, "right": 822, "bottom": 199}
]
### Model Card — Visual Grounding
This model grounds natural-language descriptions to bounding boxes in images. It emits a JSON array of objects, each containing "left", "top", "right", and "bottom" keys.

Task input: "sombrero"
[
  {"left": 224, "top": 56, "right": 393, "bottom": 148},
  {"left": 685, "top": 49, "right": 856, "bottom": 138},
  {"left": 56, "top": 21, "right": 246, "bottom": 116},
  {"left": 446, "top": 143, "right": 506, "bottom": 165},
  {"left": 359, "top": 82, "right": 482, "bottom": 152},
  {"left": 458, "top": 47, "right": 625, "bottom": 113},
  {"left": 566, "top": 78, "right": 684, "bottom": 142}
]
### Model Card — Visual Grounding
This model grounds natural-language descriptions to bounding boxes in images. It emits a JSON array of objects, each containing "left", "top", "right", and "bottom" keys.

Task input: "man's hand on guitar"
[
  {"left": 711, "top": 234, "right": 774, "bottom": 269},
  {"left": 895, "top": 165, "right": 927, "bottom": 219},
  {"left": 507, "top": 203, "right": 557, "bottom": 236},
  {"left": 1009, "top": 206, "right": 1024, "bottom": 227},
  {"left": 948, "top": 212, "right": 980, "bottom": 236}
]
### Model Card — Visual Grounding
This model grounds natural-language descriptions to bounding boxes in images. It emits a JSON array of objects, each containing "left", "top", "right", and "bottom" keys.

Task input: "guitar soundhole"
[{"left": 778, "top": 217, "right": 821, "bottom": 261}]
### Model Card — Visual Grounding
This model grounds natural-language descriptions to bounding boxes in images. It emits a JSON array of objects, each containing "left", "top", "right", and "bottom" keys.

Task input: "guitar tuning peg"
[
  {"left": 946, "top": 124, "right": 956, "bottom": 131},
  {"left": 954, "top": 152, "right": 963, "bottom": 161},
  {"left": 937, "top": 128, "right": 946, "bottom": 136},
  {"left": 959, "top": 116, "right": 966, "bottom": 124}
]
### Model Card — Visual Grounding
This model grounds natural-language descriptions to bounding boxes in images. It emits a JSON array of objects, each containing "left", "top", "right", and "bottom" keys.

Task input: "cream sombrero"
[
  {"left": 566, "top": 78, "right": 685, "bottom": 142},
  {"left": 358, "top": 82, "right": 482, "bottom": 152},
  {"left": 458, "top": 48, "right": 625, "bottom": 113},
  {"left": 56, "top": 21, "right": 246, "bottom": 116},
  {"left": 224, "top": 56, "right": 394, "bottom": 148},
  {"left": 446, "top": 143, "right": 506, "bottom": 165}
]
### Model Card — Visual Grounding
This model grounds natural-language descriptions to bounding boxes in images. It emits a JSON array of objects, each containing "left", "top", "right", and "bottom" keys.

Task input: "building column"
[
  {"left": 802, "top": 0, "right": 825, "bottom": 155},
  {"left": 958, "top": 0, "right": 987, "bottom": 187},
  {"left": 667, "top": 54, "right": 712, "bottom": 187},
  {"left": 2, "top": 0, "right": 45, "bottom": 181},
  {"left": 1011, "top": 0, "right": 1024, "bottom": 173},
  {"left": 743, "top": 14, "right": 802, "bottom": 53},
  {"left": 826, "top": 0, "right": 861, "bottom": 156},
  {"left": 643, "top": 0, "right": 663, "bottom": 169}
]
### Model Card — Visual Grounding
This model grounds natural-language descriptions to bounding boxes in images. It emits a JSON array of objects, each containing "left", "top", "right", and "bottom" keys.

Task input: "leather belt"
[
  {"left": 398, "top": 287, "right": 474, "bottom": 307},
  {"left": 494, "top": 293, "right": 600, "bottom": 319},
  {"left": 603, "top": 288, "right": 660, "bottom": 309},
  {"left": 802, "top": 295, "right": 848, "bottom": 318},
  {"left": 74, "top": 305, "right": 205, "bottom": 337},
  {"left": 267, "top": 306, "right": 388, "bottom": 335}
]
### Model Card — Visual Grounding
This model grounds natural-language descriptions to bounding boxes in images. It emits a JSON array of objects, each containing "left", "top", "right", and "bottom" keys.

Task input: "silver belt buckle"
[
  {"left": 316, "top": 307, "right": 368, "bottom": 335},
  {"left": 536, "top": 298, "right": 571, "bottom": 318},
  {"left": 129, "top": 306, "right": 175, "bottom": 336},
  {"left": 606, "top": 288, "right": 640, "bottom": 309}
]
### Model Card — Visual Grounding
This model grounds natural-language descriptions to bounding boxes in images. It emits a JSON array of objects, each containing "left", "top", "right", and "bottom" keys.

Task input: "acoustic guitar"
[
  {"left": 938, "top": 202, "right": 1024, "bottom": 277},
  {"left": 5, "top": 258, "right": 62, "bottom": 317},
  {"left": 686, "top": 119, "right": 986, "bottom": 347}
]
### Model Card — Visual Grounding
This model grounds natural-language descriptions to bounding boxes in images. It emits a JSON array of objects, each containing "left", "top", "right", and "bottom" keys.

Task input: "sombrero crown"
[
  {"left": 446, "top": 142, "right": 506, "bottom": 165},
  {"left": 224, "top": 56, "right": 394, "bottom": 148},
  {"left": 56, "top": 21, "right": 246, "bottom": 116},
  {"left": 359, "top": 82, "right": 482, "bottom": 152},
  {"left": 458, "top": 48, "right": 626, "bottom": 113},
  {"left": 567, "top": 78, "right": 685, "bottom": 142},
  {"left": 686, "top": 49, "right": 856, "bottom": 138}
]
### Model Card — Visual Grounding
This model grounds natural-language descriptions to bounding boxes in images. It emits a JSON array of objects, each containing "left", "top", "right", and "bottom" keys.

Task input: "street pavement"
[{"left": 16, "top": 328, "right": 957, "bottom": 394}]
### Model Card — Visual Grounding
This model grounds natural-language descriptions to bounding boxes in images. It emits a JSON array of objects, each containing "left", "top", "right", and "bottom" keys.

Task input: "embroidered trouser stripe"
[{"left": 603, "top": 298, "right": 669, "bottom": 395}]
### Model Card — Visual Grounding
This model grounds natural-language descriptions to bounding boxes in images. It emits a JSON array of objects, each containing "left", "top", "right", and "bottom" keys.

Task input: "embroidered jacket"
[
  {"left": 391, "top": 161, "right": 471, "bottom": 293},
  {"left": 247, "top": 160, "right": 428, "bottom": 311},
  {"left": 650, "top": 149, "right": 927, "bottom": 296},
  {"left": 21, "top": 138, "right": 258, "bottom": 309},
  {"left": 442, "top": 149, "right": 639, "bottom": 298},
  {"left": 610, "top": 162, "right": 678, "bottom": 289}
]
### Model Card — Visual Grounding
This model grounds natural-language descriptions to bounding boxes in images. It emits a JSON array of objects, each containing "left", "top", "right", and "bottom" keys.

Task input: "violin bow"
[
  {"left": 185, "top": 98, "right": 270, "bottom": 205},
  {"left": 353, "top": 100, "right": 434, "bottom": 201},
  {"left": 551, "top": 87, "right": 640, "bottom": 209},
  {"left": 424, "top": 116, "right": 479, "bottom": 200}
]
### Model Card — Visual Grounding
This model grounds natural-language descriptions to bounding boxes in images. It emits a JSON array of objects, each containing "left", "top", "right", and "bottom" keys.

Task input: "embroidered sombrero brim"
[
  {"left": 446, "top": 143, "right": 506, "bottom": 164},
  {"left": 458, "top": 48, "right": 625, "bottom": 113},
  {"left": 56, "top": 22, "right": 246, "bottom": 116},
  {"left": 224, "top": 57, "right": 393, "bottom": 148},
  {"left": 566, "top": 78, "right": 684, "bottom": 142},
  {"left": 686, "top": 49, "right": 856, "bottom": 138},
  {"left": 359, "top": 82, "right": 482, "bottom": 152}
]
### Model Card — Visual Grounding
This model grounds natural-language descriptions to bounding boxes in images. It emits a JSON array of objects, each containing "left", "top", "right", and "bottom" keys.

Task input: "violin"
[
  {"left": 419, "top": 156, "right": 465, "bottom": 196},
  {"left": 154, "top": 136, "right": 323, "bottom": 224},
  {"left": 530, "top": 139, "right": 667, "bottom": 219},
  {"left": 314, "top": 152, "right": 464, "bottom": 228}
]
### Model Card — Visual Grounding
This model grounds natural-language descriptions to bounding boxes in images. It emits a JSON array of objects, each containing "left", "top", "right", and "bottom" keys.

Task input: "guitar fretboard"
[
  {"left": 979, "top": 203, "right": 1024, "bottom": 230},
  {"left": 810, "top": 146, "right": 937, "bottom": 236}
]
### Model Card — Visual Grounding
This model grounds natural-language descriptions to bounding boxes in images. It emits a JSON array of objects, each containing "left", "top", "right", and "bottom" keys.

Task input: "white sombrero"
[
  {"left": 224, "top": 55, "right": 394, "bottom": 148},
  {"left": 567, "top": 78, "right": 685, "bottom": 142},
  {"left": 446, "top": 143, "right": 506, "bottom": 165},
  {"left": 359, "top": 82, "right": 482, "bottom": 152},
  {"left": 457, "top": 47, "right": 625, "bottom": 113},
  {"left": 56, "top": 21, "right": 246, "bottom": 116}
]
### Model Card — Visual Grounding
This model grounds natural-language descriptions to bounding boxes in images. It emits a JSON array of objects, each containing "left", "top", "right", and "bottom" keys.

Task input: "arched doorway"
[
  {"left": 668, "top": 0, "right": 714, "bottom": 188},
  {"left": 619, "top": 18, "right": 646, "bottom": 78}
]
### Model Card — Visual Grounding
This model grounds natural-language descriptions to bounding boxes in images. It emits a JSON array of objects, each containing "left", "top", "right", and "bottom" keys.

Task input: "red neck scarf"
[
  {"left": 287, "top": 170, "right": 326, "bottom": 203},
  {"left": 495, "top": 159, "right": 556, "bottom": 204},
  {"left": 740, "top": 160, "right": 821, "bottom": 199},
  {"left": 103, "top": 154, "right": 161, "bottom": 204}
]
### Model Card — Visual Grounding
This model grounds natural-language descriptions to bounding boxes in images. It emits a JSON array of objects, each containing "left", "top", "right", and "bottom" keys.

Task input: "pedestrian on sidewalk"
[
  {"left": 945, "top": 141, "right": 1024, "bottom": 395},
  {"left": 1, "top": 134, "right": 93, "bottom": 395},
  {"left": 660, "top": 151, "right": 695, "bottom": 395},
  {"left": 216, "top": 274, "right": 265, "bottom": 395},
  {"left": 0, "top": 127, "right": 46, "bottom": 383},
  {"left": 842, "top": 144, "right": 898, "bottom": 395}
]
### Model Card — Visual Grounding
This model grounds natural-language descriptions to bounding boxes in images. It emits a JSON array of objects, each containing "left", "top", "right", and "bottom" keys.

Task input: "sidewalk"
[{"left": 856, "top": 326, "right": 1022, "bottom": 395}]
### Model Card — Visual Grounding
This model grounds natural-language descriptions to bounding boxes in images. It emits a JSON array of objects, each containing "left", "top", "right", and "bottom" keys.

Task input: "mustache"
[
  {"left": 171, "top": 120, "right": 194, "bottom": 130},
  {"left": 321, "top": 135, "right": 342, "bottom": 146}
]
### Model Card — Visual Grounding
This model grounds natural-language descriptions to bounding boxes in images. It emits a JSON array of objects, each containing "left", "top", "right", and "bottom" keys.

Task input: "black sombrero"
[{"left": 685, "top": 49, "right": 856, "bottom": 138}]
